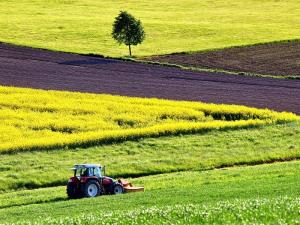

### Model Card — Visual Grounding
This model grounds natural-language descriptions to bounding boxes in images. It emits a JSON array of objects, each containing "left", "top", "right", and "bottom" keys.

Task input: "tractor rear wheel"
[
  {"left": 67, "top": 183, "right": 81, "bottom": 199},
  {"left": 112, "top": 183, "right": 124, "bottom": 195},
  {"left": 83, "top": 180, "right": 101, "bottom": 197}
]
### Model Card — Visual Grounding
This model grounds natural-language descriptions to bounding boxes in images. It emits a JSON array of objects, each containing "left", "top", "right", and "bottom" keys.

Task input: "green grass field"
[
  {"left": 1, "top": 1, "right": 300, "bottom": 223},
  {"left": 0, "top": 122, "right": 299, "bottom": 193},
  {"left": 0, "top": 0, "right": 299, "bottom": 56},
  {"left": 1, "top": 160, "right": 300, "bottom": 224},
  {"left": 0, "top": 86, "right": 298, "bottom": 223}
]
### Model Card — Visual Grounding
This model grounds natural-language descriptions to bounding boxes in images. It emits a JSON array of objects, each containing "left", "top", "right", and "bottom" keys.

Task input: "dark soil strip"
[
  {"left": 146, "top": 40, "right": 300, "bottom": 77},
  {"left": 0, "top": 43, "right": 300, "bottom": 114}
]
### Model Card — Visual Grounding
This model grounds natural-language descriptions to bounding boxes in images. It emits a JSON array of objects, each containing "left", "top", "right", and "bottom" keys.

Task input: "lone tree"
[{"left": 112, "top": 11, "right": 145, "bottom": 56}]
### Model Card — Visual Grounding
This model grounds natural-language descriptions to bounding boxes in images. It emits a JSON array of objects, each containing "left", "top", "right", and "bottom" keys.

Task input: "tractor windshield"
[
  {"left": 94, "top": 167, "right": 101, "bottom": 177},
  {"left": 74, "top": 167, "right": 102, "bottom": 177},
  {"left": 75, "top": 168, "right": 88, "bottom": 177}
]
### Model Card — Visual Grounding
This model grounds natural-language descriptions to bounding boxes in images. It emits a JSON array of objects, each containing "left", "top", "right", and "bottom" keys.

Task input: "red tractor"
[{"left": 67, "top": 164, "right": 143, "bottom": 198}]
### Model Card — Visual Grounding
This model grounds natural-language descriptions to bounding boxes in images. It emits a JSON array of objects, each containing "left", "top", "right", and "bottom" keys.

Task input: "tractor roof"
[{"left": 72, "top": 164, "right": 101, "bottom": 169}]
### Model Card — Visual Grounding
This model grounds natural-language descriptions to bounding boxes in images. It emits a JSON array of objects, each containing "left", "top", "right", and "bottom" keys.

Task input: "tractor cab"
[
  {"left": 67, "top": 164, "right": 124, "bottom": 198},
  {"left": 73, "top": 164, "right": 103, "bottom": 178}
]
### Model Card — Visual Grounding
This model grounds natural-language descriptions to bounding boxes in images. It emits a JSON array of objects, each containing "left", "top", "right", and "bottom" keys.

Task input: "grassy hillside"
[
  {"left": 1, "top": 161, "right": 300, "bottom": 224},
  {"left": 1, "top": 86, "right": 296, "bottom": 153},
  {"left": 0, "top": 122, "right": 299, "bottom": 192},
  {"left": 0, "top": 87, "right": 298, "bottom": 224},
  {"left": 0, "top": 0, "right": 299, "bottom": 56}
]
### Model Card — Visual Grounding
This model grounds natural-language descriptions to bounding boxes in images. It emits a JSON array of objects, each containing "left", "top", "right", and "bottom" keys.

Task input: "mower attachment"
[{"left": 119, "top": 179, "right": 144, "bottom": 193}]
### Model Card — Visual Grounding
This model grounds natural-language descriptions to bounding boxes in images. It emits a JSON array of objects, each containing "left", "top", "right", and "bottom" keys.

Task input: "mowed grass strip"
[
  {"left": 0, "top": 86, "right": 297, "bottom": 153},
  {"left": 0, "top": 122, "right": 299, "bottom": 192},
  {"left": 0, "top": 0, "right": 299, "bottom": 56},
  {"left": 1, "top": 160, "right": 300, "bottom": 224}
]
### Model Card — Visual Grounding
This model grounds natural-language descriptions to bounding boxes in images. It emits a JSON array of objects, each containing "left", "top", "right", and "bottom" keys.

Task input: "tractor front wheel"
[
  {"left": 113, "top": 183, "right": 124, "bottom": 195},
  {"left": 83, "top": 180, "right": 101, "bottom": 197}
]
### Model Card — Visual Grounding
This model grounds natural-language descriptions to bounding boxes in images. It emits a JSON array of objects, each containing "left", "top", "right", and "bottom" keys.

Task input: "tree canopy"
[{"left": 112, "top": 11, "right": 145, "bottom": 56}]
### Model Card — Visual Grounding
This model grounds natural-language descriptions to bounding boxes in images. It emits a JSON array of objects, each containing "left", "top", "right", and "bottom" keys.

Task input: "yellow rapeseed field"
[{"left": 0, "top": 86, "right": 298, "bottom": 152}]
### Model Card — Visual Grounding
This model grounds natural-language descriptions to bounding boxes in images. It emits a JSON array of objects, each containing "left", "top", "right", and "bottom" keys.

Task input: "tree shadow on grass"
[{"left": 59, "top": 58, "right": 116, "bottom": 67}]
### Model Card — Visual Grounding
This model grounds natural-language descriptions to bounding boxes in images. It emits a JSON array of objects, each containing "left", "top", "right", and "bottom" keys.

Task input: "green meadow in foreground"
[
  {"left": 0, "top": 0, "right": 299, "bottom": 56},
  {"left": 1, "top": 160, "right": 299, "bottom": 224},
  {"left": 0, "top": 122, "right": 299, "bottom": 192}
]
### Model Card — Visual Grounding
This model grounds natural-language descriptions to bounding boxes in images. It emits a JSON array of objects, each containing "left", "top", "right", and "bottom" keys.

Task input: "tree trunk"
[{"left": 128, "top": 44, "right": 132, "bottom": 56}]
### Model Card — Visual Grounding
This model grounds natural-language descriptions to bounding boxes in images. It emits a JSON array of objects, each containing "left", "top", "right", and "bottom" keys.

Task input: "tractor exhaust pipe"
[{"left": 102, "top": 165, "right": 106, "bottom": 176}]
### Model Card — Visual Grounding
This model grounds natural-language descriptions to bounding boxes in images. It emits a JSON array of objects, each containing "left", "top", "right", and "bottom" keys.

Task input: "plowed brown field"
[
  {"left": 0, "top": 43, "right": 299, "bottom": 114},
  {"left": 146, "top": 41, "right": 300, "bottom": 77}
]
